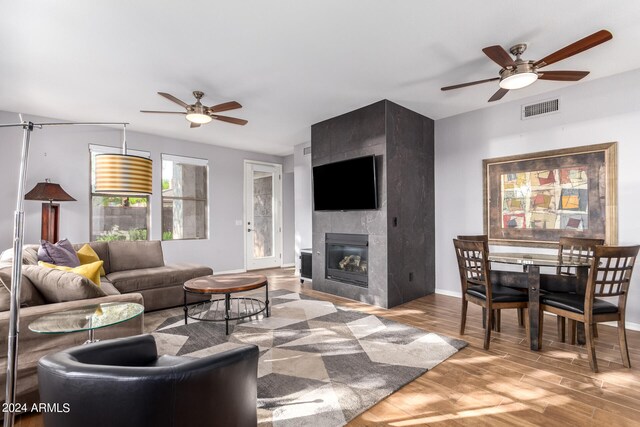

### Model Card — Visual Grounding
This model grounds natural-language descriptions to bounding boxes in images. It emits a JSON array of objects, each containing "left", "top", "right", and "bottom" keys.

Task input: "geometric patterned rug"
[{"left": 152, "top": 290, "right": 467, "bottom": 426}]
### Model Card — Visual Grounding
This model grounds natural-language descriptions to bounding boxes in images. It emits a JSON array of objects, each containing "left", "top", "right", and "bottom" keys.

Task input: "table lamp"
[{"left": 24, "top": 179, "right": 76, "bottom": 242}]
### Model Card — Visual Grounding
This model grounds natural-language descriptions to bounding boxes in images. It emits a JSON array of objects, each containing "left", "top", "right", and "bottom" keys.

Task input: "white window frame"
[{"left": 161, "top": 153, "right": 209, "bottom": 241}]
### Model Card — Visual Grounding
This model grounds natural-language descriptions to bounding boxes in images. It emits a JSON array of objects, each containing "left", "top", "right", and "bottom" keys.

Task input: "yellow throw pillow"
[
  {"left": 38, "top": 260, "right": 103, "bottom": 287},
  {"left": 76, "top": 244, "right": 106, "bottom": 276}
]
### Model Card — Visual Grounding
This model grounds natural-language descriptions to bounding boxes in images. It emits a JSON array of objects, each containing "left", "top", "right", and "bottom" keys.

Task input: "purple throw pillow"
[{"left": 37, "top": 239, "right": 81, "bottom": 267}]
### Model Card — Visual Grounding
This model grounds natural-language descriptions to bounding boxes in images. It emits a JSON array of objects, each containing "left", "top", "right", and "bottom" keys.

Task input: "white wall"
[
  {"left": 282, "top": 154, "right": 295, "bottom": 265},
  {"left": 0, "top": 110, "right": 292, "bottom": 273},
  {"left": 293, "top": 142, "right": 312, "bottom": 274},
  {"left": 435, "top": 68, "right": 640, "bottom": 325}
]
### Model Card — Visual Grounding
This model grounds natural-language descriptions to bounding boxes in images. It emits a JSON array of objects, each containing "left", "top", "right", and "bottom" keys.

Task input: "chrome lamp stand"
[{"left": 0, "top": 117, "right": 128, "bottom": 427}]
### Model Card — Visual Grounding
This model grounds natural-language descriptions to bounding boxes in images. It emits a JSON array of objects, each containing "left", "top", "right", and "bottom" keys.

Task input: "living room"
[{"left": 2, "top": 1, "right": 640, "bottom": 426}]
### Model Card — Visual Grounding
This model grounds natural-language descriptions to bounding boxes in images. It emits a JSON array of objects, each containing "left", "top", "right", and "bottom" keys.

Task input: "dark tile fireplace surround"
[{"left": 311, "top": 100, "right": 435, "bottom": 309}]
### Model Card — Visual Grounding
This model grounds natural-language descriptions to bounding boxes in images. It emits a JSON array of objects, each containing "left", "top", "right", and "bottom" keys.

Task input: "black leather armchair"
[{"left": 37, "top": 334, "right": 259, "bottom": 427}]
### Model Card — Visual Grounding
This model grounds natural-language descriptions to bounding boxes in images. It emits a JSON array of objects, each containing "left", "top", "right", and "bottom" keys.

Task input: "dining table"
[{"left": 488, "top": 252, "right": 592, "bottom": 351}]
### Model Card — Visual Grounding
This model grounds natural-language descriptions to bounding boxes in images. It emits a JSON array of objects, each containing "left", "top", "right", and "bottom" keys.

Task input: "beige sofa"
[
  {"left": 71, "top": 240, "right": 212, "bottom": 312},
  {"left": 0, "top": 240, "right": 212, "bottom": 407}
]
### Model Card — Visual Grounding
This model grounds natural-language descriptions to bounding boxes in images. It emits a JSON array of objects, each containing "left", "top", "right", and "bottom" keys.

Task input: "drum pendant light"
[{"left": 94, "top": 124, "right": 152, "bottom": 194}]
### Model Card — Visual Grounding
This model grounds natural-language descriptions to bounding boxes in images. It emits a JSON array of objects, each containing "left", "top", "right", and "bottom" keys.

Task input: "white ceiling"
[{"left": 2, "top": 1, "right": 639, "bottom": 156}]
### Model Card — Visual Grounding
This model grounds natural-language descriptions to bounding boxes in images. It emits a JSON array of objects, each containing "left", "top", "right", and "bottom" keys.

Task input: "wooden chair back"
[
  {"left": 585, "top": 245, "right": 640, "bottom": 316},
  {"left": 588, "top": 245, "right": 639, "bottom": 297},
  {"left": 453, "top": 238, "right": 490, "bottom": 297},
  {"left": 557, "top": 237, "right": 605, "bottom": 276},
  {"left": 457, "top": 235, "right": 489, "bottom": 266},
  {"left": 457, "top": 235, "right": 488, "bottom": 242}
]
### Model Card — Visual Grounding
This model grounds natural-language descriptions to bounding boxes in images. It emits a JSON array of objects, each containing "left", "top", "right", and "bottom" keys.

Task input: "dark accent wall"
[{"left": 311, "top": 99, "right": 434, "bottom": 308}]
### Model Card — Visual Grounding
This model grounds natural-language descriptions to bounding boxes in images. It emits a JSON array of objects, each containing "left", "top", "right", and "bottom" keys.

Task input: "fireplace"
[{"left": 325, "top": 233, "right": 368, "bottom": 287}]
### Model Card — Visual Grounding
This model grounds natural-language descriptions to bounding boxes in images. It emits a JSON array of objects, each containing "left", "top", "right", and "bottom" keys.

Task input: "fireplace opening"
[{"left": 325, "top": 233, "right": 368, "bottom": 287}]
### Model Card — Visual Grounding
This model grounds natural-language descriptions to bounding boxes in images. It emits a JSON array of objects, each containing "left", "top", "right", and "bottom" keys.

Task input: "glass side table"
[{"left": 29, "top": 302, "right": 144, "bottom": 344}]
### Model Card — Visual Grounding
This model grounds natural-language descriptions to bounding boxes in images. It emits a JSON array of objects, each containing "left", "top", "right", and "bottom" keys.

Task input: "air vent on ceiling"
[
  {"left": 521, "top": 98, "right": 560, "bottom": 120},
  {"left": 303, "top": 146, "right": 312, "bottom": 156}
]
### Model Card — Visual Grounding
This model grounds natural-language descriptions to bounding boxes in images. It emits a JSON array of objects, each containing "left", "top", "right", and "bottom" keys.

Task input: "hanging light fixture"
[
  {"left": 185, "top": 102, "right": 212, "bottom": 124},
  {"left": 499, "top": 66, "right": 539, "bottom": 90},
  {"left": 185, "top": 105, "right": 212, "bottom": 124},
  {"left": 94, "top": 124, "right": 153, "bottom": 194}
]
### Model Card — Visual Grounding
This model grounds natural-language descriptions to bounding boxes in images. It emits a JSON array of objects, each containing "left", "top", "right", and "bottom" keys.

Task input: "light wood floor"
[{"left": 18, "top": 267, "right": 640, "bottom": 426}]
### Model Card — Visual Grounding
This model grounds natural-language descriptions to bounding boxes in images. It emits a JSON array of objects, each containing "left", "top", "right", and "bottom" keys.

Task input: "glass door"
[{"left": 245, "top": 162, "right": 282, "bottom": 270}]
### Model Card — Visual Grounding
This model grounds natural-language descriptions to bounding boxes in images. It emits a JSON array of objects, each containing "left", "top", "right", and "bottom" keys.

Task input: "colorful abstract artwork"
[
  {"left": 500, "top": 167, "right": 589, "bottom": 230},
  {"left": 484, "top": 143, "right": 617, "bottom": 247}
]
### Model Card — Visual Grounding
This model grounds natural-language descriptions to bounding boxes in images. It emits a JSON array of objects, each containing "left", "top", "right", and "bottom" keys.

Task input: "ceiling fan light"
[
  {"left": 185, "top": 113, "right": 212, "bottom": 124},
  {"left": 499, "top": 71, "right": 538, "bottom": 90}
]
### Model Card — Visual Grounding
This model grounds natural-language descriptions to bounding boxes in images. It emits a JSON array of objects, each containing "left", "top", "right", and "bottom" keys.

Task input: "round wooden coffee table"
[{"left": 183, "top": 273, "right": 269, "bottom": 335}]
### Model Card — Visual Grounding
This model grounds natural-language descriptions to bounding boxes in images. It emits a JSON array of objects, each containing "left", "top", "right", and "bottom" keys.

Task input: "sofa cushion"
[
  {"left": 99, "top": 278, "right": 121, "bottom": 296},
  {"left": 39, "top": 261, "right": 104, "bottom": 287},
  {"left": 0, "top": 266, "right": 46, "bottom": 311},
  {"left": 76, "top": 244, "right": 107, "bottom": 276},
  {"left": 73, "top": 242, "right": 111, "bottom": 275},
  {"left": 23, "top": 265, "right": 107, "bottom": 303},
  {"left": 0, "top": 244, "right": 40, "bottom": 266},
  {"left": 38, "top": 239, "right": 81, "bottom": 267},
  {"left": 108, "top": 241, "right": 164, "bottom": 272},
  {"left": 107, "top": 263, "right": 212, "bottom": 293}
]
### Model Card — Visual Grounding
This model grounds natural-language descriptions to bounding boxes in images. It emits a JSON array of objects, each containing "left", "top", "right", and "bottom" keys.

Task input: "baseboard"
[
  {"left": 601, "top": 320, "right": 640, "bottom": 331},
  {"left": 435, "top": 289, "right": 462, "bottom": 298},
  {"left": 281, "top": 263, "right": 295, "bottom": 268},
  {"left": 435, "top": 289, "right": 640, "bottom": 331},
  {"left": 214, "top": 269, "right": 246, "bottom": 275}
]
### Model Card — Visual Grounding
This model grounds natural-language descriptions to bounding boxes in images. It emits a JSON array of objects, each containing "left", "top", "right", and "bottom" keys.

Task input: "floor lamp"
[{"left": 0, "top": 117, "right": 151, "bottom": 427}]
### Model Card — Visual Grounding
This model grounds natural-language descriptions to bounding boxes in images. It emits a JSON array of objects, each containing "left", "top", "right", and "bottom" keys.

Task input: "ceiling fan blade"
[
  {"left": 482, "top": 45, "right": 516, "bottom": 68},
  {"left": 209, "top": 101, "right": 242, "bottom": 113},
  {"left": 158, "top": 92, "right": 190, "bottom": 108},
  {"left": 190, "top": 122, "right": 201, "bottom": 128},
  {"left": 538, "top": 70, "right": 590, "bottom": 81},
  {"left": 534, "top": 30, "right": 612, "bottom": 68},
  {"left": 441, "top": 77, "right": 500, "bottom": 91},
  {"left": 140, "top": 110, "right": 186, "bottom": 114},
  {"left": 211, "top": 115, "right": 248, "bottom": 126},
  {"left": 488, "top": 88, "right": 509, "bottom": 102}
]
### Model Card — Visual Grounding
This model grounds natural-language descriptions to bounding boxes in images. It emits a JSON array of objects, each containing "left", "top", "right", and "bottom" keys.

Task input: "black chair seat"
[
  {"left": 467, "top": 284, "right": 528, "bottom": 303},
  {"left": 541, "top": 292, "right": 619, "bottom": 315}
]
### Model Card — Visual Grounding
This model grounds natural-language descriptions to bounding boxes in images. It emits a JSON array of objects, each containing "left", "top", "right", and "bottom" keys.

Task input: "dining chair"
[
  {"left": 555, "top": 237, "right": 605, "bottom": 342},
  {"left": 457, "top": 234, "right": 526, "bottom": 330},
  {"left": 539, "top": 245, "right": 639, "bottom": 372},
  {"left": 453, "top": 238, "right": 529, "bottom": 350}
]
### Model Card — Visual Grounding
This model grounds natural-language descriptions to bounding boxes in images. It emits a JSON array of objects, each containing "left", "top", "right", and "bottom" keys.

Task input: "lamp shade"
[
  {"left": 94, "top": 154, "right": 153, "bottom": 194},
  {"left": 499, "top": 72, "right": 538, "bottom": 90},
  {"left": 24, "top": 181, "right": 76, "bottom": 202},
  {"left": 185, "top": 113, "right": 212, "bottom": 124}
]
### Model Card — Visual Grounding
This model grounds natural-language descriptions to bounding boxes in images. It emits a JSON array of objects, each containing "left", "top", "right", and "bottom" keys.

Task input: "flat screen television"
[{"left": 313, "top": 155, "right": 378, "bottom": 211}]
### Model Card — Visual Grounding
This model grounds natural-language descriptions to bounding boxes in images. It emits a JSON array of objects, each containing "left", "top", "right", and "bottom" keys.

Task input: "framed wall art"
[{"left": 483, "top": 142, "right": 617, "bottom": 247}]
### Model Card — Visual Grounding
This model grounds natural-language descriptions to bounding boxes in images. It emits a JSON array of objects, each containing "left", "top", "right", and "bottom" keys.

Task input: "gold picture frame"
[{"left": 483, "top": 142, "right": 617, "bottom": 247}]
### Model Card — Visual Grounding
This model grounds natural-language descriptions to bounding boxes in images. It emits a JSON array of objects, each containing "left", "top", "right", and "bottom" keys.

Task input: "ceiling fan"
[
  {"left": 441, "top": 29, "right": 612, "bottom": 102},
  {"left": 141, "top": 91, "right": 248, "bottom": 128}
]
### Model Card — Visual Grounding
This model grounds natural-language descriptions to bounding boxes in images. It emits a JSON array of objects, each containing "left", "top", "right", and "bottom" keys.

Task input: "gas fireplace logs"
[{"left": 338, "top": 255, "right": 368, "bottom": 273}]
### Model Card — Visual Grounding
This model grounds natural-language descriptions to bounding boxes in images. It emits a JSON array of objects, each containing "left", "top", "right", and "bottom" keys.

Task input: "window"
[
  {"left": 90, "top": 145, "right": 150, "bottom": 241},
  {"left": 161, "top": 154, "right": 208, "bottom": 240}
]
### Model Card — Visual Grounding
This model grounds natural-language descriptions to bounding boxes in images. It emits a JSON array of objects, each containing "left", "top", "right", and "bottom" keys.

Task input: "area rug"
[{"left": 152, "top": 290, "right": 467, "bottom": 426}]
